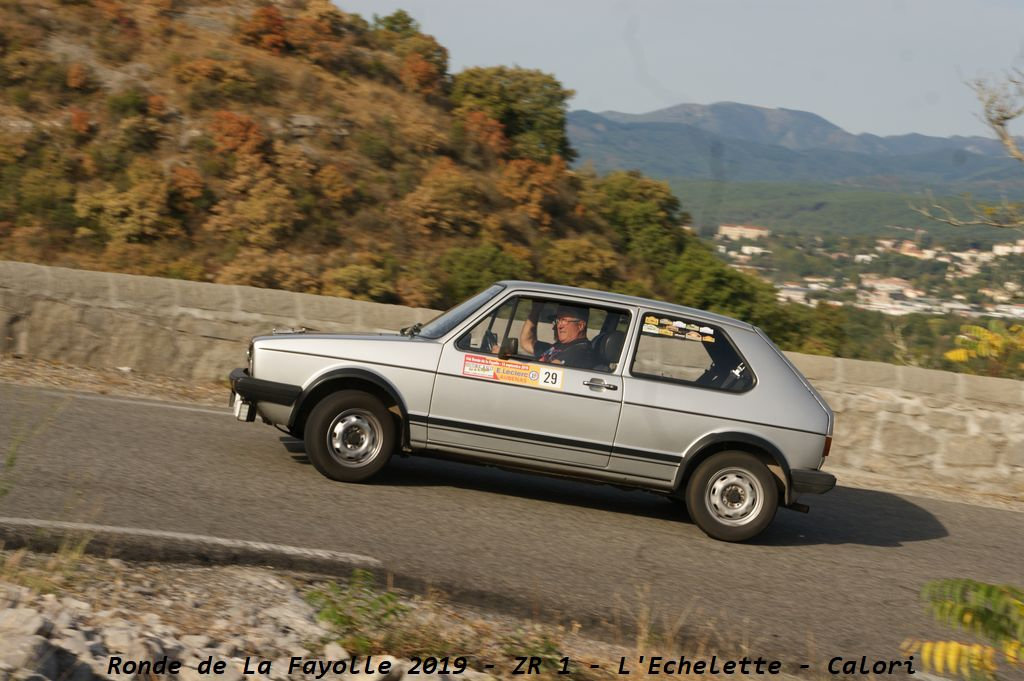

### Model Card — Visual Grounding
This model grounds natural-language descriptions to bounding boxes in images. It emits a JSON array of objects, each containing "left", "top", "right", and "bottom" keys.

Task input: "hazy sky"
[{"left": 333, "top": 0, "right": 1024, "bottom": 138}]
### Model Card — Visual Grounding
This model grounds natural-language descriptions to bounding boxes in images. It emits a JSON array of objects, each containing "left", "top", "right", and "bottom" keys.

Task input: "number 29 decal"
[{"left": 463, "top": 355, "right": 564, "bottom": 391}]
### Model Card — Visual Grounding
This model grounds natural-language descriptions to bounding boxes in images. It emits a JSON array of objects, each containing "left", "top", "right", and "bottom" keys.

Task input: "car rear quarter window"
[{"left": 630, "top": 312, "right": 754, "bottom": 392}]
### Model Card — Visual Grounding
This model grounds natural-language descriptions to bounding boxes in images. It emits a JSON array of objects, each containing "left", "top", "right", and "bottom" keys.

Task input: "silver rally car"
[{"left": 230, "top": 281, "right": 835, "bottom": 541}]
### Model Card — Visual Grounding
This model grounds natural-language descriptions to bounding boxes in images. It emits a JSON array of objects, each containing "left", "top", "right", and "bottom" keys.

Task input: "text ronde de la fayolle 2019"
[{"left": 106, "top": 653, "right": 918, "bottom": 677}]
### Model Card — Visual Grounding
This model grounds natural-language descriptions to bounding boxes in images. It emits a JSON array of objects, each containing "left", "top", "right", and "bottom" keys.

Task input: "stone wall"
[
  {"left": 2, "top": 260, "right": 1021, "bottom": 497},
  {"left": 0, "top": 260, "right": 436, "bottom": 381}
]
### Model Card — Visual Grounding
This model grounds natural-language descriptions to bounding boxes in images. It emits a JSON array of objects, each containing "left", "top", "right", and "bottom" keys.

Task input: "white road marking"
[{"left": 0, "top": 517, "right": 382, "bottom": 569}]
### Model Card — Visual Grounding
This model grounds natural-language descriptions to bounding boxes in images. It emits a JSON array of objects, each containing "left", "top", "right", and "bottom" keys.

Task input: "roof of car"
[{"left": 496, "top": 280, "right": 756, "bottom": 331}]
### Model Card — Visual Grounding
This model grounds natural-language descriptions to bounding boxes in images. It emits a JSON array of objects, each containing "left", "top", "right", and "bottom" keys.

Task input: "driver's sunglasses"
[{"left": 555, "top": 316, "right": 583, "bottom": 325}]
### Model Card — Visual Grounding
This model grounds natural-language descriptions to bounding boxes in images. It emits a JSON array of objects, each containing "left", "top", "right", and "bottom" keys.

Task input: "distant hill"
[
  {"left": 597, "top": 102, "right": 1010, "bottom": 156},
  {"left": 568, "top": 104, "right": 1024, "bottom": 194}
]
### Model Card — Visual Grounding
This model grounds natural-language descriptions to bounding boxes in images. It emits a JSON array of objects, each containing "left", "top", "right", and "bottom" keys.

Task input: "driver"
[{"left": 519, "top": 302, "right": 598, "bottom": 369}]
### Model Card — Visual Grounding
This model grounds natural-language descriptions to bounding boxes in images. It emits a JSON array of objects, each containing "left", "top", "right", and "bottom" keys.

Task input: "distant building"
[
  {"left": 740, "top": 245, "right": 771, "bottom": 256},
  {"left": 718, "top": 224, "right": 772, "bottom": 241}
]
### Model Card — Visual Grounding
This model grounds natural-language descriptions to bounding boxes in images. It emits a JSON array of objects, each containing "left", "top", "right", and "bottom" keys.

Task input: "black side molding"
[
  {"left": 791, "top": 469, "right": 837, "bottom": 495},
  {"left": 229, "top": 368, "right": 302, "bottom": 406}
]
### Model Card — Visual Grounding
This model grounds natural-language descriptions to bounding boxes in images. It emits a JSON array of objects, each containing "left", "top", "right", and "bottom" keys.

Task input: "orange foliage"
[
  {"left": 316, "top": 164, "right": 354, "bottom": 204},
  {"left": 209, "top": 110, "right": 265, "bottom": 156},
  {"left": 463, "top": 110, "right": 508, "bottom": 158},
  {"left": 169, "top": 166, "right": 205, "bottom": 204},
  {"left": 69, "top": 108, "right": 93, "bottom": 135},
  {"left": 66, "top": 63, "right": 89, "bottom": 90},
  {"left": 497, "top": 156, "right": 570, "bottom": 229},
  {"left": 239, "top": 6, "right": 289, "bottom": 54},
  {"left": 146, "top": 94, "right": 166, "bottom": 116},
  {"left": 400, "top": 52, "right": 442, "bottom": 96},
  {"left": 400, "top": 157, "right": 489, "bottom": 236}
]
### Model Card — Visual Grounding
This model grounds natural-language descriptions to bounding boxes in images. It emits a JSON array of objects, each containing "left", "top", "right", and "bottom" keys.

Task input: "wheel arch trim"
[
  {"left": 289, "top": 367, "right": 411, "bottom": 446},
  {"left": 672, "top": 431, "right": 793, "bottom": 504}
]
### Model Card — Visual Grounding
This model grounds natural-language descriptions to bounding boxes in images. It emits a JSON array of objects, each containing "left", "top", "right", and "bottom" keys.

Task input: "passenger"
[{"left": 519, "top": 302, "right": 598, "bottom": 369}]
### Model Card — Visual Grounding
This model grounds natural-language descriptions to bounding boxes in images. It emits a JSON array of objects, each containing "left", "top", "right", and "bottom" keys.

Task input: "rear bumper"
[
  {"left": 229, "top": 368, "right": 302, "bottom": 406},
  {"left": 791, "top": 468, "right": 837, "bottom": 495}
]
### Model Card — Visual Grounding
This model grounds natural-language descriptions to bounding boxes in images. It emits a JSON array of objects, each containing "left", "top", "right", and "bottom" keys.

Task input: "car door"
[
  {"left": 427, "top": 294, "right": 628, "bottom": 469},
  {"left": 614, "top": 311, "right": 758, "bottom": 475}
]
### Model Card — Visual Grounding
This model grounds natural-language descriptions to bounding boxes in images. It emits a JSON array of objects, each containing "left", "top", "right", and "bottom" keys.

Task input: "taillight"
[{"left": 822, "top": 436, "right": 832, "bottom": 458}]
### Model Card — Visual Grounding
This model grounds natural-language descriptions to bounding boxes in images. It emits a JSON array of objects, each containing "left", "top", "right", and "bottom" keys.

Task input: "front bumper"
[
  {"left": 228, "top": 368, "right": 302, "bottom": 407},
  {"left": 791, "top": 468, "right": 837, "bottom": 495}
]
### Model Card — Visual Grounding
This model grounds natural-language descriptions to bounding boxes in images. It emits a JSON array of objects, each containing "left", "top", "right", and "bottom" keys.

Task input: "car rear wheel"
[
  {"left": 304, "top": 391, "right": 395, "bottom": 482},
  {"left": 685, "top": 451, "right": 778, "bottom": 542}
]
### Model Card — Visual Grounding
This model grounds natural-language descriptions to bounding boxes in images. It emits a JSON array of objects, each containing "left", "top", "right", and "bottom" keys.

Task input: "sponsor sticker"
[
  {"left": 462, "top": 354, "right": 563, "bottom": 391},
  {"left": 685, "top": 331, "right": 702, "bottom": 341},
  {"left": 700, "top": 326, "right": 714, "bottom": 335},
  {"left": 644, "top": 315, "right": 659, "bottom": 325},
  {"left": 659, "top": 327, "right": 676, "bottom": 336},
  {"left": 643, "top": 323, "right": 660, "bottom": 334},
  {"left": 702, "top": 335, "right": 715, "bottom": 343},
  {"left": 686, "top": 323, "right": 700, "bottom": 332},
  {"left": 672, "top": 320, "right": 687, "bottom": 329}
]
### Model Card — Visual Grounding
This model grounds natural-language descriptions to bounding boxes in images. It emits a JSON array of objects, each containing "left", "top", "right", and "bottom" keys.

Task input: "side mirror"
[{"left": 498, "top": 338, "right": 518, "bottom": 359}]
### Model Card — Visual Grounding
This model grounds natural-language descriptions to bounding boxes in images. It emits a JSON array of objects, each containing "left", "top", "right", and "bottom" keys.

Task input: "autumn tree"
[
  {"left": 399, "top": 157, "right": 491, "bottom": 237},
  {"left": 74, "top": 159, "right": 180, "bottom": 243},
  {"left": 452, "top": 110, "right": 509, "bottom": 166},
  {"left": 203, "top": 155, "right": 299, "bottom": 250},
  {"left": 498, "top": 157, "right": 573, "bottom": 232},
  {"left": 238, "top": 6, "right": 289, "bottom": 54},
  {"left": 451, "top": 66, "right": 576, "bottom": 162}
]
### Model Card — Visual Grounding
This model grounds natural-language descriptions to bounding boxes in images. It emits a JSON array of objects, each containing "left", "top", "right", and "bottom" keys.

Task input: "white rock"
[{"left": 0, "top": 610, "right": 51, "bottom": 637}]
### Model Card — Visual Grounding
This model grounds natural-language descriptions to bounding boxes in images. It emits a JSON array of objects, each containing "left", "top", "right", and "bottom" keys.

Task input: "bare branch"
[
  {"left": 971, "top": 77, "right": 1024, "bottom": 163},
  {"left": 907, "top": 191, "right": 1024, "bottom": 229},
  {"left": 907, "top": 75, "right": 1024, "bottom": 229}
]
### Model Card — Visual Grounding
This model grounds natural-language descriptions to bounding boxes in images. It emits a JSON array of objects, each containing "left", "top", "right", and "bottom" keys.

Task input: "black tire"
[
  {"left": 304, "top": 391, "right": 396, "bottom": 483},
  {"left": 685, "top": 451, "right": 778, "bottom": 542}
]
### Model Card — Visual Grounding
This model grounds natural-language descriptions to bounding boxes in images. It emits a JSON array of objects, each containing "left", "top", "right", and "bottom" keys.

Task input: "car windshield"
[{"left": 416, "top": 284, "right": 506, "bottom": 339}]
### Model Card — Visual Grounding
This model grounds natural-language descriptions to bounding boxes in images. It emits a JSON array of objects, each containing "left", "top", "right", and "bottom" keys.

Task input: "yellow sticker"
[{"left": 462, "top": 355, "right": 563, "bottom": 391}]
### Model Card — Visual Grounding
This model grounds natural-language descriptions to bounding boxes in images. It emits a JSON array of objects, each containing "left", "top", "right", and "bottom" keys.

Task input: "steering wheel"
[{"left": 481, "top": 330, "right": 498, "bottom": 353}]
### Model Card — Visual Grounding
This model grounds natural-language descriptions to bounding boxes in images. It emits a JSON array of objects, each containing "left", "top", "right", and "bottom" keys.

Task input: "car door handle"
[{"left": 583, "top": 379, "right": 618, "bottom": 390}]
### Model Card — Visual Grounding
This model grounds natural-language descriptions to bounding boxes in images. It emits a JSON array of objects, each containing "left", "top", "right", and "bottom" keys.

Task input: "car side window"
[
  {"left": 456, "top": 296, "right": 630, "bottom": 373},
  {"left": 456, "top": 298, "right": 518, "bottom": 353},
  {"left": 630, "top": 313, "right": 754, "bottom": 392}
]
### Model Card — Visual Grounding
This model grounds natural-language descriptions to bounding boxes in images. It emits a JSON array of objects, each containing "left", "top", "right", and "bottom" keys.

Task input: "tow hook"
[{"left": 786, "top": 502, "right": 810, "bottom": 513}]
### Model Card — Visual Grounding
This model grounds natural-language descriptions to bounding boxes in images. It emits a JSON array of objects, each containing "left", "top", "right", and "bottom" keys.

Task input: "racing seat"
[{"left": 590, "top": 330, "right": 626, "bottom": 372}]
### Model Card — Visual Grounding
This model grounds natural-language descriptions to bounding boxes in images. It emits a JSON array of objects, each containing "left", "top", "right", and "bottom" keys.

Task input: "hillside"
[{"left": 0, "top": 0, "right": 716, "bottom": 309}]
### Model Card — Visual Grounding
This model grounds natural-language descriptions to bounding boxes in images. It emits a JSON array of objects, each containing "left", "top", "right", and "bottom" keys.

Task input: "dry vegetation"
[{"left": 0, "top": 0, "right": 884, "bottom": 355}]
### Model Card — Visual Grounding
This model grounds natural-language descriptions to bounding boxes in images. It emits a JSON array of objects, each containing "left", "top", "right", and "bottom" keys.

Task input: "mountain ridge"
[
  {"left": 568, "top": 103, "right": 1024, "bottom": 192},
  {"left": 591, "top": 101, "right": 1009, "bottom": 157}
]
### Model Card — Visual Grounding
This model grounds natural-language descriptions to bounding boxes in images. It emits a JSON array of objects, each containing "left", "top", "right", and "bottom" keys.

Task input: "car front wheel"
[
  {"left": 685, "top": 451, "right": 778, "bottom": 542},
  {"left": 304, "top": 391, "right": 395, "bottom": 482}
]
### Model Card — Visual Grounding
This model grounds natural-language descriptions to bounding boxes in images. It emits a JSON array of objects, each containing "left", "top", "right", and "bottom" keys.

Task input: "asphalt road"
[{"left": 1, "top": 383, "right": 1021, "bottom": 671}]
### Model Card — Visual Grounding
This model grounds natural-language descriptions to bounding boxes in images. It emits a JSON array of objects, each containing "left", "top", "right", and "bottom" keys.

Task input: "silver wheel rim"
[
  {"left": 326, "top": 409, "right": 383, "bottom": 468},
  {"left": 705, "top": 467, "right": 764, "bottom": 526}
]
